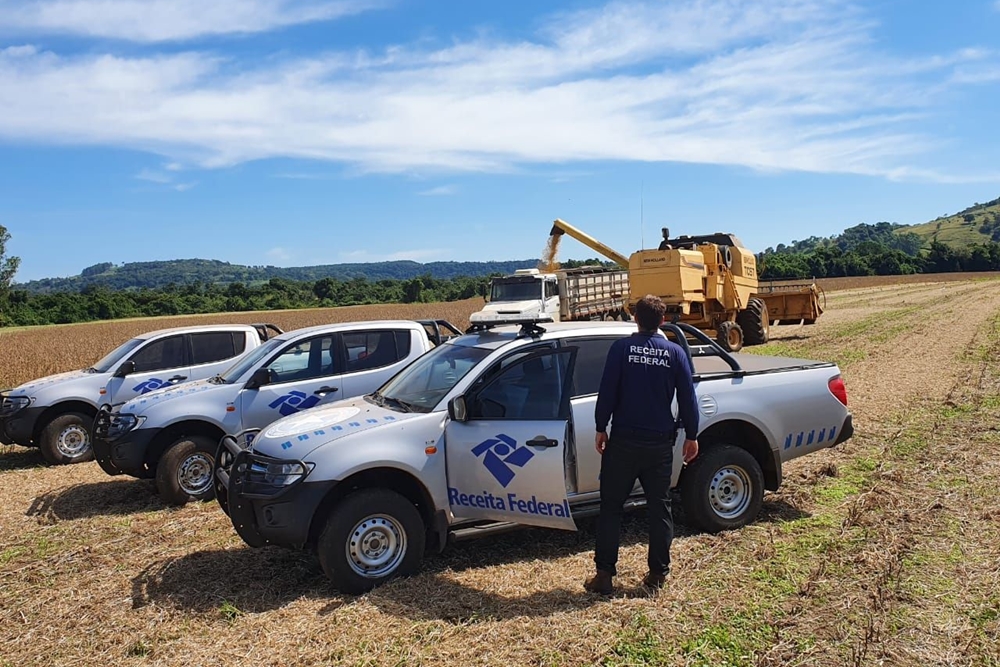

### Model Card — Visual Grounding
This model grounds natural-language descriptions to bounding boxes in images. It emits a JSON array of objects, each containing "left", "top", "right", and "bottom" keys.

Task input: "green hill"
[{"left": 899, "top": 196, "right": 1000, "bottom": 247}]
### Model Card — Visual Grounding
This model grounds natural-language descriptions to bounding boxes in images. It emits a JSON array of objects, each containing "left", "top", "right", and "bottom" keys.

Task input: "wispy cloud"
[
  {"left": 417, "top": 185, "right": 457, "bottom": 196},
  {"left": 134, "top": 165, "right": 196, "bottom": 191},
  {"left": 0, "top": 0, "right": 997, "bottom": 182},
  {"left": 0, "top": 0, "right": 383, "bottom": 42},
  {"left": 266, "top": 246, "right": 293, "bottom": 262},
  {"left": 135, "top": 168, "right": 173, "bottom": 184}
]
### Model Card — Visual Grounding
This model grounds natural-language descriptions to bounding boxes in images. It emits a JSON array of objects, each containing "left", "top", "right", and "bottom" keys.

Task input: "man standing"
[{"left": 584, "top": 294, "right": 700, "bottom": 594}]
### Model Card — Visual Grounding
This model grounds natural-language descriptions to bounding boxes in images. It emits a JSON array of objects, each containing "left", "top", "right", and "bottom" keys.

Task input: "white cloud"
[
  {"left": 0, "top": 0, "right": 383, "bottom": 42},
  {"left": 0, "top": 0, "right": 997, "bottom": 182},
  {"left": 135, "top": 168, "right": 173, "bottom": 183},
  {"left": 266, "top": 246, "right": 293, "bottom": 261},
  {"left": 417, "top": 185, "right": 457, "bottom": 196}
]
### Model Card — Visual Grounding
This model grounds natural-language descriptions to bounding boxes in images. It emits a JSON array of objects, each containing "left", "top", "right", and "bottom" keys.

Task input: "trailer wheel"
[
  {"left": 737, "top": 297, "right": 769, "bottom": 345},
  {"left": 39, "top": 412, "right": 95, "bottom": 465},
  {"left": 716, "top": 321, "right": 743, "bottom": 352},
  {"left": 680, "top": 444, "right": 764, "bottom": 533},
  {"left": 318, "top": 488, "right": 426, "bottom": 594},
  {"left": 156, "top": 436, "right": 218, "bottom": 505}
]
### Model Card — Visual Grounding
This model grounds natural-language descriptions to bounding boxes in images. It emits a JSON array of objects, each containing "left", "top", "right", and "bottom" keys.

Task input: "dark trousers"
[{"left": 594, "top": 430, "right": 674, "bottom": 577}]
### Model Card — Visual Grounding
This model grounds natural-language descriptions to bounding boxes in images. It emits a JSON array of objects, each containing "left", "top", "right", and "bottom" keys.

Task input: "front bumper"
[
  {"left": 215, "top": 436, "right": 333, "bottom": 550},
  {"left": 1, "top": 404, "right": 45, "bottom": 447},
  {"left": 833, "top": 413, "right": 854, "bottom": 446},
  {"left": 92, "top": 424, "right": 161, "bottom": 478}
]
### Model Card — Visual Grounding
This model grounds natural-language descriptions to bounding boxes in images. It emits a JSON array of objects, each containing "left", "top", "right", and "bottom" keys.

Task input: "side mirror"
[
  {"left": 114, "top": 360, "right": 136, "bottom": 378},
  {"left": 245, "top": 367, "right": 272, "bottom": 390},
  {"left": 448, "top": 396, "right": 468, "bottom": 423}
]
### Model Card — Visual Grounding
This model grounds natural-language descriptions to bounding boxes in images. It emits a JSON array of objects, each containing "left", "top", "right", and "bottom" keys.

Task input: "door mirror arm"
[
  {"left": 114, "top": 360, "right": 136, "bottom": 378},
  {"left": 448, "top": 395, "right": 469, "bottom": 423},
  {"left": 245, "top": 367, "right": 272, "bottom": 390}
]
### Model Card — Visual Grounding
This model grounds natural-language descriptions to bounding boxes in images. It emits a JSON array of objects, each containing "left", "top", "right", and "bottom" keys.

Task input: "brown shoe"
[
  {"left": 642, "top": 571, "right": 667, "bottom": 589},
  {"left": 584, "top": 570, "right": 614, "bottom": 595}
]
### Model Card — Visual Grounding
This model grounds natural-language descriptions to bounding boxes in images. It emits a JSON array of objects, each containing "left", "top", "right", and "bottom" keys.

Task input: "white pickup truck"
[
  {"left": 93, "top": 319, "right": 460, "bottom": 505},
  {"left": 216, "top": 320, "right": 854, "bottom": 593},
  {"left": 0, "top": 323, "right": 280, "bottom": 464}
]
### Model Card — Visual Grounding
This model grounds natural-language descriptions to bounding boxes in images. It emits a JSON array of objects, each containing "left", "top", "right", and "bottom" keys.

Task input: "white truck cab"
[
  {"left": 470, "top": 269, "right": 560, "bottom": 325},
  {"left": 216, "top": 318, "right": 853, "bottom": 594},
  {"left": 93, "top": 319, "right": 460, "bottom": 505},
  {"left": 0, "top": 323, "right": 279, "bottom": 464}
]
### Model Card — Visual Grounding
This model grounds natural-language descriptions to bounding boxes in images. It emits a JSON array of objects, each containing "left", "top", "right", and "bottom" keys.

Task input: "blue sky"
[{"left": 1, "top": 0, "right": 999, "bottom": 282}]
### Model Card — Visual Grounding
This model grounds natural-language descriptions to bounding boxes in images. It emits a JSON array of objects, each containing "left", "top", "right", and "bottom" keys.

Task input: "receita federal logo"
[
  {"left": 133, "top": 378, "right": 168, "bottom": 394},
  {"left": 269, "top": 391, "right": 321, "bottom": 417},
  {"left": 471, "top": 434, "right": 534, "bottom": 488}
]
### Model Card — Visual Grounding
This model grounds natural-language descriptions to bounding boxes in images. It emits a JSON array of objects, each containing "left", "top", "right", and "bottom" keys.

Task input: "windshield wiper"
[
  {"left": 208, "top": 374, "right": 226, "bottom": 385},
  {"left": 382, "top": 396, "right": 414, "bottom": 413}
]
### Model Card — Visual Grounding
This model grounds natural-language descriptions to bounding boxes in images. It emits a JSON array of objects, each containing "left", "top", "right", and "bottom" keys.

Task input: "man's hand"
[
  {"left": 682, "top": 439, "right": 699, "bottom": 464},
  {"left": 595, "top": 431, "right": 608, "bottom": 455}
]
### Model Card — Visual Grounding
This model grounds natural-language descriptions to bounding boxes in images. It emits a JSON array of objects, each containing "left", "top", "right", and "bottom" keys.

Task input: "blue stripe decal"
[
  {"left": 829, "top": 426, "right": 837, "bottom": 442},
  {"left": 366, "top": 419, "right": 378, "bottom": 424},
  {"left": 784, "top": 434, "right": 792, "bottom": 450},
  {"left": 807, "top": 430, "right": 815, "bottom": 445},
  {"left": 795, "top": 432, "right": 804, "bottom": 447},
  {"left": 297, "top": 434, "right": 309, "bottom": 441},
  {"left": 314, "top": 430, "right": 326, "bottom": 436},
  {"left": 384, "top": 416, "right": 396, "bottom": 421},
  {"left": 818, "top": 428, "right": 827, "bottom": 443},
  {"left": 281, "top": 441, "right": 292, "bottom": 450},
  {"left": 333, "top": 425, "right": 343, "bottom": 431},
  {"left": 349, "top": 422, "right": 361, "bottom": 428}
]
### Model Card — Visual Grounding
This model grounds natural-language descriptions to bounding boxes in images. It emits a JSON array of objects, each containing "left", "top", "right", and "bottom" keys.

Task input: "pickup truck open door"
[{"left": 444, "top": 347, "right": 578, "bottom": 531}]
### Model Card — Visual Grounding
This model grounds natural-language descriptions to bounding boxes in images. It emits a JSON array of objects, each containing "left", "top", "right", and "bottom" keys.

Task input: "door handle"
[
  {"left": 314, "top": 386, "right": 339, "bottom": 396},
  {"left": 527, "top": 436, "right": 559, "bottom": 448},
  {"left": 168, "top": 375, "right": 188, "bottom": 382}
]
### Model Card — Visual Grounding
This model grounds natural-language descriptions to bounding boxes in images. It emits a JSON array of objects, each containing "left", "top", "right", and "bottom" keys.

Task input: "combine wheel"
[
  {"left": 736, "top": 297, "right": 769, "bottom": 345},
  {"left": 716, "top": 321, "right": 744, "bottom": 352}
]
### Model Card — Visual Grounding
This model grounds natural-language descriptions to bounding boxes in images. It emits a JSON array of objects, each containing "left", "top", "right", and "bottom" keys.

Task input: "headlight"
[
  {"left": 107, "top": 413, "right": 145, "bottom": 439},
  {"left": 251, "top": 460, "right": 311, "bottom": 486},
  {"left": 0, "top": 395, "right": 32, "bottom": 417}
]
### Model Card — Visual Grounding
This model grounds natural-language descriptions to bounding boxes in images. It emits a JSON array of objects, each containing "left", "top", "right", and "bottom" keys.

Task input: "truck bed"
[{"left": 693, "top": 352, "right": 833, "bottom": 376}]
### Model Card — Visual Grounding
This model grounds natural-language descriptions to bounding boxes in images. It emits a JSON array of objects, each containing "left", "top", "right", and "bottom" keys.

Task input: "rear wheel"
[
  {"left": 318, "top": 488, "right": 425, "bottom": 594},
  {"left": 39, "top": 412, "right": 94, "bottom": 465},
  {"left": 680, "top": 444, "right": 764, "bottom": 532},
  {"left": 736, "top": 297, "right": 769, "bottom": 345},
  {"left": 156, "top": 435, "right": 218, "bottom": 505},
  {"left": 716, "top": 321, "right": 744, "bottom": 352}
]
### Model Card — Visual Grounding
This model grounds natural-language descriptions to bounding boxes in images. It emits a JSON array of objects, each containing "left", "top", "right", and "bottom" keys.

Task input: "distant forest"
[{"left": 5, "top": 213, "right": 1000, "bottom": 326}]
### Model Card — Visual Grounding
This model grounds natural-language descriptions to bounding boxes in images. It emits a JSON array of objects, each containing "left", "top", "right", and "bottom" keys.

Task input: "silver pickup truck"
[
  {"left": 216, "top": 320, "right": 853, "bottom": 593},
  {"left": 0, "top": 323, "right": 280, "bottom": 464}
]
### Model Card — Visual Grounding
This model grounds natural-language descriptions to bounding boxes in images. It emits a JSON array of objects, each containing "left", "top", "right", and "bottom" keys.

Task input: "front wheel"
[
  {"left": 317, "top": 489, "right": 425, "bottom": 594},
  {"left": 155, "top": 435, "right": 218, "bottom": 505},
  {"left": 39, "top": 412, "right": 95, "bottom": 465},
  {"left": 680, "top": 444, "right": 764, "bottom": 533}
]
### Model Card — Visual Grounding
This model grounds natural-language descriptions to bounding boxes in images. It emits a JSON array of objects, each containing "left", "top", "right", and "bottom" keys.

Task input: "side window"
[
  {"left": 265, "top": 335, "right": 337, "bottom": 384},
  {"left": 470, "top": 350, "right": 574, "bottom": 421},
  {"left": 395, "top": 330, "right": 412, "bottom": 358},
  {"left": 544, "top": 280, "right": 558, "bottom": 299},
  {"left": 190, "top": 332, "right": 239, "bottom": 365},
  {"left": 129, "top": 335, "right": 187, "bottom": 373},
  {"left": 570, "top": 337, "right": 619, "bottom": 397},
  {"left": 344, "top": 331, "right": 401, "bottom": 372}
]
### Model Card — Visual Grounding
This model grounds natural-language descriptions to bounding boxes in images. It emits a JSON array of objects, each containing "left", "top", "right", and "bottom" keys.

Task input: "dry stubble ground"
[{"left": 1, "top": 278, "right": 999, "bottom": 666}]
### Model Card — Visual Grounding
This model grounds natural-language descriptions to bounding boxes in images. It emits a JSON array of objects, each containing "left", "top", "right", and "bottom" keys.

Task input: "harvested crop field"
[{"left": 2, "top": 277, "right": 999, "bottom": 666}]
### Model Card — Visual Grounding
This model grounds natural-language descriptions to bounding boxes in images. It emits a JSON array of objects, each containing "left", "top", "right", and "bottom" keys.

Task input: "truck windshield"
[
  {"left": 90, "top": 338, "right": 145, "bottom": 373},
  {"left": 218, "top": 337, "right": 284, "bottom": 383},
  {"left": 491, "top": 279, "right": 542, "bottom": 302},
  {"left": 375, "top": 343, "right": 490, "bottom": 413}
]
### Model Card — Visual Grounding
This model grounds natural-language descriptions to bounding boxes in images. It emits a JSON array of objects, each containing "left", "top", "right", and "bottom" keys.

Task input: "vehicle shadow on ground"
[
  {"left": 0, "top": 445, "right": 46, "bottom": 472},
  {"left": 132, "top": 503, "right": 808, "bottom": 622},
  {"left": 26, "top": 479, "right": 166, "bottom": 522}
]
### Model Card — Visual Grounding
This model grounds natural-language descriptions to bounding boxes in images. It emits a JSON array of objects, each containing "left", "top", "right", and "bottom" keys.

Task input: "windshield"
[
  {"left": 91, "top": 338, "right": 145, "bottom": 373},
  {"left": 218, "top": 337, "right": 285, "bottom": 383},
  {"left": 377, "top": 343, "right": 490, "bottom": 413},
  {"left": 491, "top": 279, "right": 542, "bottom": 302}
]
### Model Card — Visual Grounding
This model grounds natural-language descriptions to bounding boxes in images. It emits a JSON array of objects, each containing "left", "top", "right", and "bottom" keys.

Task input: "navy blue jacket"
[{"left": 594, "top": 331, "right": 699, "bottom": 440}]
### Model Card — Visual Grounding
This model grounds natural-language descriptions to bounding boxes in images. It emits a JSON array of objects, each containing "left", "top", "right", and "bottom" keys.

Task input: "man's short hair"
[{"left": 634, "top": 294, "right": 666, "bottom": 330}]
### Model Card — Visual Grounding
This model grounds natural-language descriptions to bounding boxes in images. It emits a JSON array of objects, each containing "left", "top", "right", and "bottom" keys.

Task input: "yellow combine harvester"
[{"left": 548, "top": 219, "right": 824, "bottom": 351}]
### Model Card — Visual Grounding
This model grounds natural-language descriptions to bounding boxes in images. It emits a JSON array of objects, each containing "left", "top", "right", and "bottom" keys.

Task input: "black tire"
[
  {"left": 318, "top": 488, "right": 425, "bottom": 594},
  {"left": 39, "top": 412, "right": 95, "bottom": 465},
  {"left": 680, "top": 444, "right": 764, "bottom": 533},
  {"left": 736, "top": 297, "right": 769, "bottom": 346},
  {"left": 155, "top": 435, "right": 218, "bottom": 505},
  {"left": 716, "top": 321, "right": 744, "bottom": 352}
]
